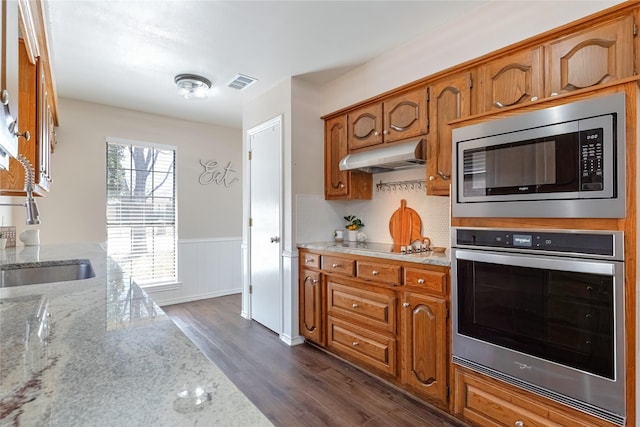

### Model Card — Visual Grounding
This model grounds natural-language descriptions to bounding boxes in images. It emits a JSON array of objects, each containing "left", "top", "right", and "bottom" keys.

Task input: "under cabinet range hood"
[{"left": 338, "top": 139, "right": 425, "bottom": 174}]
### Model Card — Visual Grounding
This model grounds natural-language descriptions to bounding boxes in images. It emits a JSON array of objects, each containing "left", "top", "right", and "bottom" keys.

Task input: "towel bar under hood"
[{"left": 339, "top": 139, "right": 425, "bottom": 174}]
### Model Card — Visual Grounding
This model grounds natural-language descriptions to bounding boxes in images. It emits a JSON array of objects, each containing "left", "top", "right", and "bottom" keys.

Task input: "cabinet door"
[
  {"left": 546, "top": 14, "right": 634, "bottom": 96},
  {"left": 427, "top": 72, "right": 472, "bottom": 196},
  {"left": 36, "top": 59, "right": 52, "bottom": 192},
  {"left": 0, "top": 0, "right": 19, "bottom": 168},
  {"left": 402, "top": 292, "right": 448, "bottom": 406},
  {"left": 300, "top": 269, "right": 324, "bottom": 346},
  {"left": 324, "top": 115, "right": 372, "bottom": 200},
  {"left": 325, "top": 115, "right": 349, "bottom": 199},
  {"left": 478, "top": 47, "right": 544, "bottom": 113},
  {"left": 348, "top": 103, "right": 383, "bottom": 150},
  {"left": 383, "top": 87, "right": 428, "bottom": 144}
]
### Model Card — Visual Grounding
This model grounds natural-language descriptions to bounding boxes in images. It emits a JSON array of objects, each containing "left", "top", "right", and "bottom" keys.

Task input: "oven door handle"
[{"left": 453, "top": 249, "right": 619, "bottom": 276}]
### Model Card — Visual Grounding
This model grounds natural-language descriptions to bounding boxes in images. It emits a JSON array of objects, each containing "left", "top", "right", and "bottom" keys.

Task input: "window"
[{"left": 106, "top": 138, "right": 176, "bottom": 285}]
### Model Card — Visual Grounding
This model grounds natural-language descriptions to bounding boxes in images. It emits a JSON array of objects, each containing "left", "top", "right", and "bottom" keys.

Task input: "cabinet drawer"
[
  {"left": 301, "top": 252, "right": 320, "bottom": 269},
  {"left": 327, "top": 281, "right": 396, "bottom": 333},
  {"left": 327, "top": 316, "right": 396, "bottom": 377},
  {"left": 404, "top": 268, "right": 446, "bottom": 296},
  {"left": 357, "top": 261, "right": 400, "bottom": 286},
  {"left": 322, "top": 255, "right": 355, "bottom": 276},
  {"left": 454, "top": 368, "right": 609, "bottom": 427}
]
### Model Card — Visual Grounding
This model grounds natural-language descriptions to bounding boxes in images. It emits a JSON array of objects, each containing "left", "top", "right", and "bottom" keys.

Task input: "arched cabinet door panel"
[
  {"left": 546, "top": 14, "right": 634, "bottom": 96},
  {"left": 401, "top": 292, "right": 448, "bottom": 406}
]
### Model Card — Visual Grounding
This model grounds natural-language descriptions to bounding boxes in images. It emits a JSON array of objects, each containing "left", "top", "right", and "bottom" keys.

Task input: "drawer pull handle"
[
  {"left": 352, "top": 341, "right": 359, "bottom": 347},
  {"left": 372, "top": 270, "right": 379, "bottom": 276},
  {"left": 332, "top": 263, "right": 340, "bottom": 268},
  {"left": 352, "top": 303, "right": 359, "bottom": 309},
  {"left": 417, "top": 278, "right": 425, "bottom": 284},
  {"left": 403, "top": 302, "right": 410, "bottom": 308},
  {"left": 515, "top": 421, "right": 524, "bottom": 427},
  {"left": 305, "top": 258, "right": 313, "bottom": 263}
]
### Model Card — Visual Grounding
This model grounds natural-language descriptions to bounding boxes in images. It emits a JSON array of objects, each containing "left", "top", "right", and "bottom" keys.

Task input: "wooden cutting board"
[{"left": 389, "top": 199, "right": 427, "bottom": 246}]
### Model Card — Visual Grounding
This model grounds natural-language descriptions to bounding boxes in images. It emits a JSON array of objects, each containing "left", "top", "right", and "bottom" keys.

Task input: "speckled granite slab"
[
  {"left": 297, "top": 241, "right": 451, "bottom": 266},
  {"left": 0, "top": 243, "right": 272, "bottom": 426}
]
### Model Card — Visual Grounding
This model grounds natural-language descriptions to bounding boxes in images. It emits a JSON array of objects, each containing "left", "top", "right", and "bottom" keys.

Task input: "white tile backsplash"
[{"left": 296, "top": 168, "right": 451, "bottom": 248}]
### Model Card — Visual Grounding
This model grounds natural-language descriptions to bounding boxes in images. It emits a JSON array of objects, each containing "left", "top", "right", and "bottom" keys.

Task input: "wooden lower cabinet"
[
  {"left": 299, "top": 248, "right": 450, "bottom": 406},
  {"left": 300, "top": 269, "right": 324, "bottom": 346},
  {"left": 454, "top": 366, "right": 616, "bottom": 427},
  {"left": 401, "top": 292, "right": 448, "bottom": 407}
]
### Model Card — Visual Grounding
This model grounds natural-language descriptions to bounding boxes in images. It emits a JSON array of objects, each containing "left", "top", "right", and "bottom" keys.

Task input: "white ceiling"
[{"left": 44, "top": 1, "right": 491, "bottom": 129}]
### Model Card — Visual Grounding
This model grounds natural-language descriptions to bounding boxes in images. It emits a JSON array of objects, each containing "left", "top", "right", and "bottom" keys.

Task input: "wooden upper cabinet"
[
  {"left": 427, "top": 71, "right": 472, "bottom": 196},
  {"left": 325, "top": 114, "right": 372, "bottom": 200},
  {"left": 546, "top": 14, "right": 634, "bottom": 96},
  {"left": 478, "top": 47, "right": 544, "bottom": 113},
  {"left": 347, "top": 86, "right": 428, "bottom": 150},
  {"left": 348, "top": 103, "right": 383, "bottom": 150},
  {"left": 383, "top": 87, "right": 429, "bottom": 143},
  {"left": 0, "top": 39, "right": 51, "bottom": 196},
  {"left": 325, "top": 115, "right": 349, "bottom": 198}
]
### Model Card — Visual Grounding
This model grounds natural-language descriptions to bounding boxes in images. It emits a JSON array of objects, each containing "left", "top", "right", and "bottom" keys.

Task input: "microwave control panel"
[{"left": 580, "top": 127, "right": 604, "bottom": 191}]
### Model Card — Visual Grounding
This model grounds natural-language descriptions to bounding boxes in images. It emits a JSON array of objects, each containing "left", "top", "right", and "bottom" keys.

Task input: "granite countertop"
[
  {"left": 297, "top": 241, "right": 450, "bottom": 267},
  {"left": 0, "top": 243, "right": 272, "bottom": 426}
]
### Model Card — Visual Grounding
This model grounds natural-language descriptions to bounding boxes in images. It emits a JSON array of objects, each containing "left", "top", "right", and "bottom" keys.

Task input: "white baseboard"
[{"left": 280, "top": 334, "right": 306, "bottom": 346}]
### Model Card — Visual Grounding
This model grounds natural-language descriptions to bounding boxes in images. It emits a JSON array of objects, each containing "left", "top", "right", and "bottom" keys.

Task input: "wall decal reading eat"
[{"left": 199, "top": 159, "right": 239, "bottom": 187}]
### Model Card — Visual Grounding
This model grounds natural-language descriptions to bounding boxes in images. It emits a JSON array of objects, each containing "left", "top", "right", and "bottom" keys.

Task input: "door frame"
[{"left": 246, "top": 115, "right": 284, "bottom": 333}]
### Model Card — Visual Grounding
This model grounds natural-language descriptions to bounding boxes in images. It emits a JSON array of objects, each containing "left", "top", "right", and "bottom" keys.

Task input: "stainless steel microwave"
[{"left": 452, "top": 92, "right": 626, "bottom": 218}]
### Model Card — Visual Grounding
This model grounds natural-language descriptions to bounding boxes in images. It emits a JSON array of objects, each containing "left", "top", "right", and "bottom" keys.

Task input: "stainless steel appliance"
[
  {"left": 451, "top": 227, "right": 625, "bottom": 425},
  {"left": 452, "top": 92, "right": 625, "bottom": 218}
]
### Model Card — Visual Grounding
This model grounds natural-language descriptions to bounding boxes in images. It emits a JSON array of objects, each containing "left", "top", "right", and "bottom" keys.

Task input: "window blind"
[{"left": 106, "top": 140, "right": 176, "bottom": 285}]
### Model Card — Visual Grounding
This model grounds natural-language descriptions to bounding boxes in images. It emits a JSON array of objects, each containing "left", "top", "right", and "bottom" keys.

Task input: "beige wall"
[{"left": 17, "top": 98, "right": 242, "bottom": 244}]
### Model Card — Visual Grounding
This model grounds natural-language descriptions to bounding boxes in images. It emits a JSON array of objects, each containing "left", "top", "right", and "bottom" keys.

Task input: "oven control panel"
[{"left": 454, "top": 228, "right": 619, "bottom": 257}]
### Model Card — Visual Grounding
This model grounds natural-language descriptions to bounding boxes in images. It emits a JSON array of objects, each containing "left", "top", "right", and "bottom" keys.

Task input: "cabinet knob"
[
  {"left": 515, "top": 421, "right": 524, "bottom": 427},
  {"left": 403, "top": 302, "right": 410, "bottom": 308},
  {"left": 13, "top": 128, "right": 30, "bottom": 141},
  {"left": 374, "top": 131, "right": 380, "bottom": 137},
  {"left": 417, "top": 278, "right": 425, "bottom": 285},
  {"left": 494, "top": 101, "right": 505, "bottom": 108},
  {"left": 383, "top": 129, "right": 389, "bottom": 135},
  {"left": 352, "top": 341, "right": 359, "bottom": 347},
  {"left": 305, "top": 258, "right": 312, "bottom": 263},
  {"left": 332, "top": 263, "right": 340, "bottom": 268},
  {"left": 339, "top": 183, "right": 344, "bottom": 188},
  {"left": 372, "top": 270, "right": 379, "bottom": 276},
  {"left": 352, "top": 303, "right": 358, "bottom": 309},
  {"left": 429, "top": 175, "right": 435, "bottom": 181},
  {"left": 312, "top": 279, "right": 318, "bottom": 285}
]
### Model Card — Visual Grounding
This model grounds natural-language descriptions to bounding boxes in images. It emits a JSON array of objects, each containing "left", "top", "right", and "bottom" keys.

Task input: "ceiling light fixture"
[{"left": 174, "top": 74, "right": 212, "bottom": 100}]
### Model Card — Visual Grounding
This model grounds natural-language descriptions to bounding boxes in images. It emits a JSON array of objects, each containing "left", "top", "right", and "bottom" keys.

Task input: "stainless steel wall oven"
[{"left": 451, "top": 227, "right": 625, "bottom": 425}]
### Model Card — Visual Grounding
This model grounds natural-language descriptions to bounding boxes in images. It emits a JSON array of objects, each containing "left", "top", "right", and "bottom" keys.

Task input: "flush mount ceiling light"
[{"left": 174, "top": 74, "right": 212, "bottom": 100}]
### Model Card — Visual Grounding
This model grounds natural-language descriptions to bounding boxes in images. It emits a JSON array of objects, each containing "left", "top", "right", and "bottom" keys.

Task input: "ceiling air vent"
[{"left": 227, "top": 74, "right": 258, "bottom": 90}]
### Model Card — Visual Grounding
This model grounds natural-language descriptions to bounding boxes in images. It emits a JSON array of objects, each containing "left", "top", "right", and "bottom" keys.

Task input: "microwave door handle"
[{"left": 453, "top": 249, "right": 617, "bottom": 276}]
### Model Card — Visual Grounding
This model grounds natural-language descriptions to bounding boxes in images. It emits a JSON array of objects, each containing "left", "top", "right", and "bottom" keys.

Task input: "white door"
[{"left": 248, "top": 117, "right": 282, "bottom": 333}]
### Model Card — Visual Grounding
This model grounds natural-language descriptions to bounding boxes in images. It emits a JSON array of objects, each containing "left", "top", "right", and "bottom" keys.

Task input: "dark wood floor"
[{"left": 164, "top": 294, "right": 469, "bottom": 427}]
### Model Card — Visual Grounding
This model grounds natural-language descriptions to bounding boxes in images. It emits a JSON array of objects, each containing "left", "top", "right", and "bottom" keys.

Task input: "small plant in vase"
[{"left": 344, "top": 215, "right": 364, "bottom": 241}]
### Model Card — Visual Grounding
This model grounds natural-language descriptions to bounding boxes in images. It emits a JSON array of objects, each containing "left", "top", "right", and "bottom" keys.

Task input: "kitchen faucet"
[{"left": 0, "top": 154, "right": 40, "bottom": 224}]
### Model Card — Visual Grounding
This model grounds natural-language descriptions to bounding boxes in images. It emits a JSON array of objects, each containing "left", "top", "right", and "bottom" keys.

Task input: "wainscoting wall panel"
[{"left": 145, "top": 237, "right": 242, "bottom": 306}]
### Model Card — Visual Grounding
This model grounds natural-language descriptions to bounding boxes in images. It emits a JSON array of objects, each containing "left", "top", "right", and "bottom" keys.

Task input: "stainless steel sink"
[{"left": 0, "top": 259, "right": 96, "bottom": 287}]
